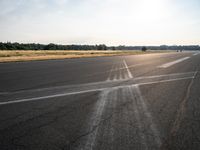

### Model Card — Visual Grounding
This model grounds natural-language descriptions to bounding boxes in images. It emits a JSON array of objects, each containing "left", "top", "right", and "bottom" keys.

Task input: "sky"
[{"left": 0, "top": 0, "right": 200, "bottom": 46}]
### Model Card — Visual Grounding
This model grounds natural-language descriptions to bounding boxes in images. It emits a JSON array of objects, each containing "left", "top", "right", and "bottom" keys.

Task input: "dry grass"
[{"left": 0, "top": 50, "right": 169, "bottom": 63}]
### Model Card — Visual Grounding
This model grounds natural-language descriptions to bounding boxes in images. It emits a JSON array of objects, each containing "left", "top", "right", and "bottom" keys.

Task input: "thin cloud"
[{"left": 0, "top": 0, "right": 199, "bottom": 45}]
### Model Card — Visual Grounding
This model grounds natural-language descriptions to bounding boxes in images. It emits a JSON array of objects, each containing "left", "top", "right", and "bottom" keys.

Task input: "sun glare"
[{"left": 135, "top": 0, "right": 168, "bottom": 21}]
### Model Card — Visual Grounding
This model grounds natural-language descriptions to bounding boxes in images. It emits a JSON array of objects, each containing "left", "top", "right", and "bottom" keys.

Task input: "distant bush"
[{"left": 141, "top": 46, "right": 147, "bottom": 52}]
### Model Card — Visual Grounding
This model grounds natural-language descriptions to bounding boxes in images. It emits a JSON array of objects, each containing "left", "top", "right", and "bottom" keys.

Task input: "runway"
[{"left": 0, "top": 51, "right": 200, "bottom": 150}]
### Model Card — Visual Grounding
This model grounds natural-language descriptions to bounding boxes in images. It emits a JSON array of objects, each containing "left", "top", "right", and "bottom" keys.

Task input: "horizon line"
[{"left": 1, "top": 42, "right": 200, "bottom": 47}]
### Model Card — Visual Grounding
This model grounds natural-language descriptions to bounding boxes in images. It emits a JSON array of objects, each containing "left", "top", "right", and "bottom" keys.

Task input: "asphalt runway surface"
[{"left": 0, "top": 51, "right": 200, "bottom": 150}]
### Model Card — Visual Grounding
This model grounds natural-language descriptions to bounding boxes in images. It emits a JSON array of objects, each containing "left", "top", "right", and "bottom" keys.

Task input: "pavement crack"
[
  {"left": 170, "top": 71, "right": 197, "bottom": 134},
  {"left": 161, "top": 71, "right": 198, "bottom": 149},
  {"left": 64, "top": 93, "right": 135, "bottom": 149},
  {"left": 63, "top": 113, "right": 114, "bottom": 150}
]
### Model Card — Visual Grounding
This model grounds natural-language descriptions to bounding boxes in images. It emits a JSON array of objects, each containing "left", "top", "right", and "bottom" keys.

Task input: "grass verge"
[{"left": 0, "top": 50, "right": 170, "bottom": 63}]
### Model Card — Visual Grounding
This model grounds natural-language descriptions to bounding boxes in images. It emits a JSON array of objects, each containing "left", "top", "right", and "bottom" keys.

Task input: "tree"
[
  {"left": 111, "top": 46, "right": 116, "bottom": 50},
  {"left": 0, "top": 42, "right": 7, "bottom": 50},
  {"left": 43, "top": 43, "right": 56, "bottom": 50},
  {"left": 141, "top": 46, "right": 147, "bottom": 52},
  {"left": 97, "top": 44, "right": 107, "bottom": 50}
]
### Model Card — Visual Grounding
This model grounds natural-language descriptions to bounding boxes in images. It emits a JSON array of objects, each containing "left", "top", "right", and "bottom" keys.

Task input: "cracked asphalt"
[{"left": 0, "top": 52, "right": 200, "bottom": 150}]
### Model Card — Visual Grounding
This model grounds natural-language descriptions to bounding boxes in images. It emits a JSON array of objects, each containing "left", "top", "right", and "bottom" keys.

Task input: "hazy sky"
[{"left": 0, "top": 0, "right": 200, "bottom": 46}]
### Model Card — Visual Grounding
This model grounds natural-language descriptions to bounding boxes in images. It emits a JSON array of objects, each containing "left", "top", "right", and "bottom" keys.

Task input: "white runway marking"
[
  {"left": 80, "top": 85, "right": 161, "bottom": 149},
  {"left": 113, "top": 65, "right": 119, "bottom": 81},
  {"left": 123, "top": 60, "right": 133, "bottom": 78},
  {"left": 125, "top": 87, "right": 148, "bottom": 150},
  {"left": 0, "top": 88, "right": 107, "bottom": 106},
  {"left": 158, "top": 57, "right": 190, "bottom": 68},
  {"left": 137, "top": 76, "right": 194, "bottom": 86},
  {"left": 0, "top": 92, "right": 10, "bottom": 95},
  {"left": 112, "top": 62, "right": 145, "bottom": 72},
  {"left": 119, "top": 66, "right": 123, "bottom": 80},
  {"left": 129, "top": 85, "right": 161, "bottom": 148},
  {"left": 107, "top": 64, "right": 115, "bottom": 81},
  {"left": 0, "top": 72, "right": 195, "bottom": 106},
  {"left": 83, "top": 89, "right": 112, "bottom": 150},
  {"left": 193, "top": 52, "right": 200, "bottom": 56},
  {"left": 135, "top": 71, "right": 195, "bottom": 80},
  {"left": 107, "top": 62, "right": 131, "bottom": 81}
]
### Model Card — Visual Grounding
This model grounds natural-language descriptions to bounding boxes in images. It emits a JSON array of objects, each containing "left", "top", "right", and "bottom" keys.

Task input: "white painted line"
[
  {"left": 124, "top": 72, "right": 129, "bottom": 80},
  {"left": 107, "top": 64, "right": 114, "bottom": 81},
  {"left": 1, "top": 78, "right": 129, "bottom": 96},
  {"left": 113, "top": 65, "right": 119, "bottom": 81},
  {"left": 123, "top": 60, "right": 133, "bottom": 78},
  {"left": 0, "top": 75, "right": 194, "bottom": 106},
  {"left": 110, "top": 76, "right": 194, "bottom": 90},
  {"left": 112, "top": 63, "right": 145, "bottom": 72},
  {"left": 126, "top": 87, "right": 148, "bottom": 150},
  {"left": 119, "top": 68, "right": 123, "bottom": 80},
  {"left": 137, "top": 76, "right": 194, "bottom": 86},
  {"left": 131, "top": 85, "right": 161, "bottom": 147},
  {"left": 0, "top": 92, "right": 10, "bottom": 95},
  {"left": 193, "top": 52, "right": 200, "bottom": 56},
  {"left": 83, "top": 89, "right": 112, "bottom": 149},
  {"left": 158, "top": 57, "right": 190, "bottom": 68},
  {"left": 134, "top": 72, "right": 195, "bottom": 80},
  {"left": 7, "top": 72, "right": 192, "bottom": 96},
  {"left": 0, "top": 88, "right": 106, "bottom": 106}
]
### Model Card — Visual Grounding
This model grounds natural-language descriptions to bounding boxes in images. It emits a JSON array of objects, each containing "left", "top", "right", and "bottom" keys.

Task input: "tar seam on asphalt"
[{"left": 171, "top": 71, "right": 198, "bottom": 133}]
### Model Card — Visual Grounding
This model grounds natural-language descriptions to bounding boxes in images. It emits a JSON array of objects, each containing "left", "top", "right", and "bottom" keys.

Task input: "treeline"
[
  {"left": 0, "top": 42, "right": 200, "bottom": 51},
  {"left": 0, "top": 42, "right": 107, "bottom": 50},
  {"left": 115, "top": 45, "right": 200, "bottom": 51}
]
